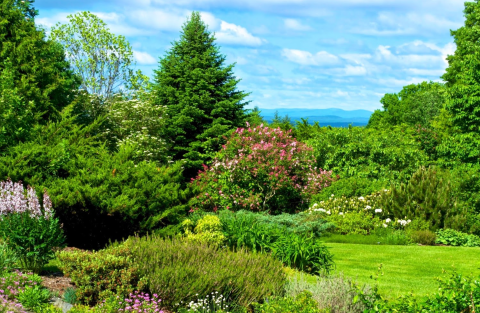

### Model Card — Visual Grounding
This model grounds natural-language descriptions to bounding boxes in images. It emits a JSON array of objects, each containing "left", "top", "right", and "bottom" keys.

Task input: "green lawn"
[{"left": 326, "top": 243, "right": 480, "bottom": 299}]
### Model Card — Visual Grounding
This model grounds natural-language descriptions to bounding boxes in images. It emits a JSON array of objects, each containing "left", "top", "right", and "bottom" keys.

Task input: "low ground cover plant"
[
  {"left": 435, "top": 228, "right": 480, "bottom": 247},
  {"left": 253, "top": 291, "right": 321, "bottom": 313},
  {"left": 125, "top": 235, "right": 286, "bottom": 310}
]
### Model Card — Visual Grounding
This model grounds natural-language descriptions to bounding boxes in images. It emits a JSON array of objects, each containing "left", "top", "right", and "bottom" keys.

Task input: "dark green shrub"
[
  {"left": 435, "top": 228, "right": 480, "bottom": 247},
  {"left": 380, "top": 166, "right": 467, "bottom": 231},
  {"left": 0, "top": 108, "right": 191, "bottom": 249},
  {"left": 409, "top": 230, "right": 436, "bottom": 245},
  {"left": 56, "top": 244, "right": 146, "bottom": 305},
  {"left": 253, "top": 291, "right": 321, "bottom": 313},
  {"left": 126, "top": 235, "right": 286, "bottom": 309}
]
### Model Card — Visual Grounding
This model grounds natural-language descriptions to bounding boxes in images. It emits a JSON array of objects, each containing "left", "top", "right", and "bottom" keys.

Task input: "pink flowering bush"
[
  {"left": 0, "top": 180, "right": 65, "bottom": 273},
  {"left": 96, "top": 291, "right": 164, "bottom": 313},
  {"left": 190, "top": 123, "right": 333, "bottom": 214},
  {"left": 0, "top": 270, "right": 41, "bottom": 300}
]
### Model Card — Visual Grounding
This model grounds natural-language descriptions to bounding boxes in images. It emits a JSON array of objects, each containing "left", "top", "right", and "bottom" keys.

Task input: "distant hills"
[{"left": 257, "top": 108, "right": 374, "bottom": 127}]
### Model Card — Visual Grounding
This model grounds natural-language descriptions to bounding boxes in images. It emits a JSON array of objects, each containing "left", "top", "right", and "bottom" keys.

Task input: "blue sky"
[{"left": 35, "top": 0, "right": 466, "bottom": 111}]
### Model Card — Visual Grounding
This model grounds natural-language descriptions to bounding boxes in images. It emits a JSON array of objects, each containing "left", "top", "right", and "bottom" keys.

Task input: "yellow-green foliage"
[
  {"left": 182, "top": 215, "right": 225, "bottom": 247},
  {"left": 55, "top": 243, "right": 146, "bottom": 306}
]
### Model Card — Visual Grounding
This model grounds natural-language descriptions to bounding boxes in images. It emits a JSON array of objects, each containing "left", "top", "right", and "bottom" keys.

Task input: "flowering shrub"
[
  {"left": 0, "top": 180, "right": 65, "bottom": 273},
  {"left": 307, "top": 192, "right": 414, "bottom": 235},
  {"left": 95, "top": 291, "right": 164, "bottom": 313},
  {"left": 0, "top": 270, "right": 41, "bottom": 300},
  {"left": 190, "top": 124, "right": 333, "bottom": 214},
  {"left": 0, "top": 293, "right": 28, "bottom": 313}
]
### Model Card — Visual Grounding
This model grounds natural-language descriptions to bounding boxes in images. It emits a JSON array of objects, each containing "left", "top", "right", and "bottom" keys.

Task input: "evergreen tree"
[
  {"left": 0, "top": 0, "right": 79, "bottom": 144},
  {"left": 151, "top": 12, "right": 249, "bottom": 177}
]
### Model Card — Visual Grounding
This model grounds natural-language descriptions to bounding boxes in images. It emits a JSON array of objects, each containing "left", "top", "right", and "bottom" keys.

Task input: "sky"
[{"left": 35, "top": 0, "right": 466, "bottom": 111}]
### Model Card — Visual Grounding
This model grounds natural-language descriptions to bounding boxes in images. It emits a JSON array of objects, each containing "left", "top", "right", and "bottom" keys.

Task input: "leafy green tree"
[
  {"left": 151, "top": 12, "right": 249, "bottom": 177},
  {"left": 442, "top": 0, "right": 480, "bottom": 134},
  {"left": 0, "top": 0, "right": 79, "bottom": 146},
  {"left": 368, "top": 82, "right": 445, "bottom": 128},
  {"left": 14, "top": 0, "right": 37, "bottom": 19},
  {"left": 50, "top": 11, "right": 147, "bottom": 99}
]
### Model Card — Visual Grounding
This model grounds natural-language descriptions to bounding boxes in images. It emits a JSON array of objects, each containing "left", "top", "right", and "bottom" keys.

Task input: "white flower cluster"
[
  {"left": 184, "top": 292, "right": 229, "bottom": 313},
  {"left": 309, "top": 203, "right": 331, "bottom": 215},
  {"left": 383, "top": 217, "right": 411, "bottom": 227}
]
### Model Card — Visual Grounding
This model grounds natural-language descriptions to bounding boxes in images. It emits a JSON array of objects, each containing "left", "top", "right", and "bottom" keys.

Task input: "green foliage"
[
  {"left": 312, "top": 177, "right": 386, "bottom": 201},
  {"left": 435, "top": 228, "right": 480, "bottom": 247},
  {"left": 177, "top": 292, "right": 233, "bottom": 313},
  {"left": 442, "top": 0, "right": 480, "bottom": 135},
  {"left": 0, "top": 106, "right": 190, "bottom": 249},
  {"left": 218, "top": 210, "right": 334, "bottom": 275},
  {"left": 182, "top": 215, "right": 226, "bottom": 247},
  {"left": 0, "top": 59, "right": 36, "bottom": 151},
  {"left": 56, "top": 243, "right": 146, "bottom": 305},
  {"left": 126, "top": 235, "right": 286, "bottom": 309},
  {"left": 0, "top": 212, "right": 66, "bottom": 273},
  {"left": 151, "top": 12, "right": 249, "bottom": 176},
  {"left": 0, "top": 0, "right": 79, "bottom": 126},
  {"left": 63, "top": 287, "right": 78, "bottom": 305},
  {"left": 50, "top": 11, "right": 147, "bottom": 98},
  {"left": 17, "top": 285, "right": 51, "bottom": 310},
  {"left": 327, "top": 211, "right": 381, "bottom": 236},
  {"left": 306, "top": 126, "right": 429, "bottom": 181},
  {"left": 379, "top": 166, "right": 467, "bottom": 231},
  {"left": 367, "top": 82, "right": 445, "bottom": 128},
  {"left": 254, "top": 212, "right": 334, "bottom": 238},
  {"left": 270, "top": 233, "right": 334, "bottom": 275},
  {"left": 363, "top": 272, "right": 480, "bottom": 312},
  {"left": 253, "top": 291, "right": 321, "bottom": 313},
  {"left": 0, "top": 270, "right": 42, "bottom": 300},
  {"left": 0, "top": 241, "right": 18, "bottom": 273}
]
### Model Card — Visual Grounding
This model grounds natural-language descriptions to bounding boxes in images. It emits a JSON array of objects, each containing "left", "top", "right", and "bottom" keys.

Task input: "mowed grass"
[{"left": 326, "top": 243, "right": 480, "bottom": 299}]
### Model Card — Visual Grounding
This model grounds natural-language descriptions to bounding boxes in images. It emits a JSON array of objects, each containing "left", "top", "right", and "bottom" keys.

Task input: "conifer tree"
[{"left": 151, "top": 12, "right": 249, "bottom": 177}]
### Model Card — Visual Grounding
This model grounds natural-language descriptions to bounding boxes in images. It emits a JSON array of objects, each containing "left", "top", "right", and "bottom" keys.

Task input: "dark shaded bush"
[
  {"left": 0, "top": 107, "right": 190, "bottom": 249},
  {"left": 126, "top": 235, "right": 286, "bottom": 309},
  {"left": 408, "top": 230, "right": 436, "bottom": 245},
  {"left": 56, "top": 244, "right": 146, "bottom": 306}
]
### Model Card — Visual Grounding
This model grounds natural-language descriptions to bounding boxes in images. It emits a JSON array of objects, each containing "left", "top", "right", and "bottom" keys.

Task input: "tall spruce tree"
[{"left": 152, "top": 12, "right": 249, "bottom": 177}]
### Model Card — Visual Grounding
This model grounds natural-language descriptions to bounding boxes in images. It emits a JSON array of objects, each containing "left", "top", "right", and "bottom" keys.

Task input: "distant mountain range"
[{"left": 257, "top": 108, "right": 373, "bottom": 127}]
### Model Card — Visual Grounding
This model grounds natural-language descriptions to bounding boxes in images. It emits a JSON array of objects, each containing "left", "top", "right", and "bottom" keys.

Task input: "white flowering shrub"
[
  {"left": 104, "top": 92, "right": 169, "bottom": 165},
  {"left": 307, "top": 191, "right": 413, "bottom": 234}
]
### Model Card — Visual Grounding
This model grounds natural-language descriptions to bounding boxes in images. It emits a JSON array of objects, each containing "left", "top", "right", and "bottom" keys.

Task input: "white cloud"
[
  {"left": 282, "top": 49, "right": 340, "bottom": 66},
  {"left": 344, "top": 65, "right": 367, "bottom": 76},
  {"left": 127, "top": 9, "right": 189, "bottom": 32},
  {"left": 284, "top": 18, "right": 312, "bottom": 31},
  {"left": 215, "top": 21, "right": 263, "bottom": 46},
  {"left": 133, "top": 50, "right": 157, "bottom": 65}
]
